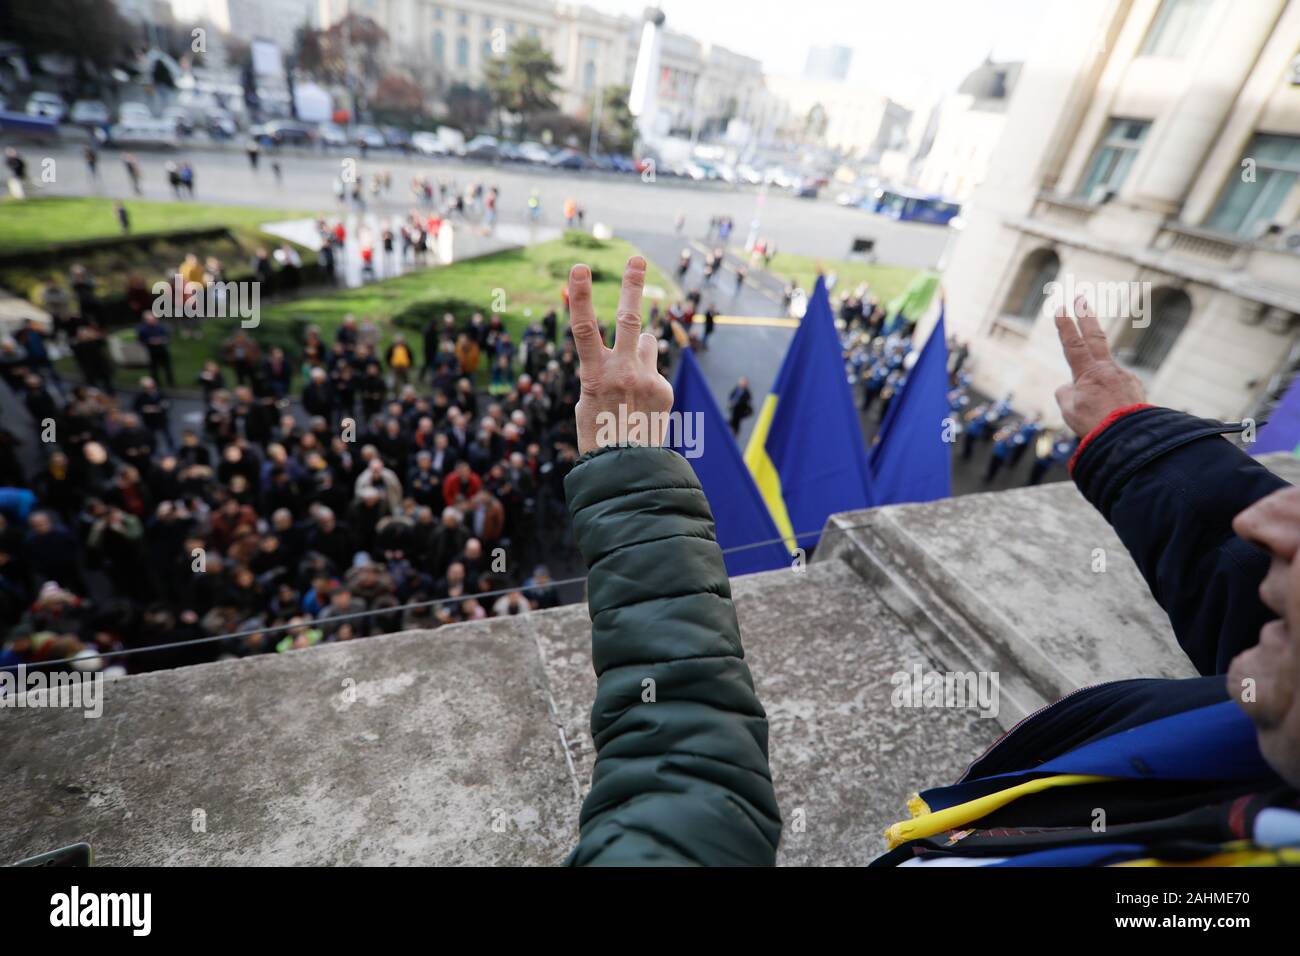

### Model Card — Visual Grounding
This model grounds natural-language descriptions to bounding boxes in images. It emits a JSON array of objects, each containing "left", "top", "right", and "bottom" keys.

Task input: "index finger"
[
  {"left": 612, "top": 256, "right": 646, "bottom": 357},
  {"left": 568, "top": 263, "right": 605, "bottom": 369},
  {"left": 1054, "top": 307, "right": 1094, "bottom": 379},
  {"left": 1075, "top": 295, "right": 1113, "bottom": 363}
]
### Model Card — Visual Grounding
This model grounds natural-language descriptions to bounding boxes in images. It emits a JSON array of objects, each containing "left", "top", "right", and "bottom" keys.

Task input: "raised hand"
[
  {"left": 568, "top": 256, "right": 673, "bottom": 454},
  {"left": 1053, "top": 295, "right": 1146, "bottom": 436}
]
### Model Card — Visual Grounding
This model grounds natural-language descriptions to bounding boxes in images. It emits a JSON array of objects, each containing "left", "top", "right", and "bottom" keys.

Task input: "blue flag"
[
  {"left": 669, "top": 349, "right": 791, "bottom": 575},
  {"left": 870, "top": 309, "right": 952, "bottom": 505},
  {"left": 744, "top": 277, "right": 876, "bottom": 550},
  {"left": 1255, "top": 372, "right": 1300, "bottom": 456}
]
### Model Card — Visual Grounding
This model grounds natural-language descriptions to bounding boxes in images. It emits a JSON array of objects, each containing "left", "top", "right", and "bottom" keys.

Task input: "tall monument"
[{"left": 628, "top": 6, "right": 666, "bottom": 146}]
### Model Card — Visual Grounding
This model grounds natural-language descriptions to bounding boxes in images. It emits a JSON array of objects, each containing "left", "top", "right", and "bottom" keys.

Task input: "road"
[{"left": 25, "top": 143, "right": 951, "bottom": 269}]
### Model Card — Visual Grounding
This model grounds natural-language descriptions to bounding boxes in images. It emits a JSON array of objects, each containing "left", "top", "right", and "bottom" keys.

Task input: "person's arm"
[
  {"left": 1054, "top": 299, "right": 1286, "bottom": 676},
  {"left": 563, "top": 258, "right": 781, "bottom": 866}
]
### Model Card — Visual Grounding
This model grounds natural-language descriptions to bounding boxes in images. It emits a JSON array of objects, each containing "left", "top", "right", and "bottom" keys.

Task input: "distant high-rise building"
[{"left": 803, "top": 44, "right": 852, "bottom": 82}]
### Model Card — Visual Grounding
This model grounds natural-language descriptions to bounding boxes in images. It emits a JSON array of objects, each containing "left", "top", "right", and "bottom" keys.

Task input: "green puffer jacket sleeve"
[{"left": 563, "top": 445, "right": 782, "bottom": 866}]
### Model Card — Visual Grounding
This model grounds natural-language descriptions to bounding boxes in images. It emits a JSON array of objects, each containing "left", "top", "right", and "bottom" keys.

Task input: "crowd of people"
[
  {"left": 0, "top": 263, "right": 585, "bottom": 677},
  {"left": 835, "top": 284, "right": 1077, "bottom": 487}
]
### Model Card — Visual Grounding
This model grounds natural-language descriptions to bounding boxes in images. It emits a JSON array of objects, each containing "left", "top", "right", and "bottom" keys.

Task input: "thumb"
[{"left": 1054, "top": 384, "right": 1073, "bottom": 413}]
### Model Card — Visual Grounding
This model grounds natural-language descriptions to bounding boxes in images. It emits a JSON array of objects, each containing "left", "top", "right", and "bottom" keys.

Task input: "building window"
[
  {"left": 432, "top": 6, "right": 442, "bottom": 22},
  {"left": 527, "top": 25, "right": 539, "bottom": 39},
  {"left": 1125, "top": 287, "right": 1191, "bottom": 371},
  {"left": 1077, "top": 118, "right": 1150, "bottom": 201},
  {"left": 483, "top": 15, "right": 493, "bottom": 29},
  {"left": 1003, "top": 249, "right": 1060, "bottom": 323},
  {"left": 582, "top": 60, "right": 596, "bottom": 91},
  {"left": 482, "top": 40, "right": 493, "bottom": 63},
  {"left": 1141, "top": 0, "right": 1211, "bottom": 58},
  {"left": 1208, "top": 133, "right": 1300, "bottom": 237},
  {"left": 456, "top": 35, "right": 469, "bottom": 68},
  {"left": 433, "top": 30, "right": 444, "bottom": 63},
  {"left": 506, "top": 22, "right": 515, "bottom": 35},
  {"left": 457, "top": 11, "right": 467, "bottom": 26}
]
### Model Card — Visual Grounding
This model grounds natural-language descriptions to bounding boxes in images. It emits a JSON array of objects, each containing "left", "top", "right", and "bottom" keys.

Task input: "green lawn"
[
  {"left": 766, "top": 252, "right": 922, "bottom": 309},
  {"left": 99, "top": 231, "right": 676, "bottom": 391},
  {"left": 0, "top": 196, "right": 310, "bottom": 252}
]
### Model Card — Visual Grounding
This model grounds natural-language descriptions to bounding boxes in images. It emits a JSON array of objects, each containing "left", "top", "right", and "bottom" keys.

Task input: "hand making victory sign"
[{"left": 567, "top": 256, "right": 674, "bottom": 454}]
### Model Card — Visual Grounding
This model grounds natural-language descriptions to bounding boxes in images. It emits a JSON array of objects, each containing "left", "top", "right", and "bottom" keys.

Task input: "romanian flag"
[
  {"left": 743, "top": 277, "right": 875, "bottom": 551},
  {"left": 669, "top": 349, "right": 791, "bottom": 576}
]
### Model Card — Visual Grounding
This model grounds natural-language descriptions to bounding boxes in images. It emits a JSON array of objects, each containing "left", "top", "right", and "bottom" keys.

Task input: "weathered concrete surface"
[
  {"left": 820, "top": 482, "right": 1196, "bottom": 730},
  {"left": 533, "top": 559, "right": 1000, "bottom": 866},
  {"left": 1262, "top": 450, "right": 1300, "bottom": 485},
  {"left": 817, "top": 449, "right": 1299, "bottom": 731},
  {"left": 0, "top": 621, "right": 581, "bottom": 865}
]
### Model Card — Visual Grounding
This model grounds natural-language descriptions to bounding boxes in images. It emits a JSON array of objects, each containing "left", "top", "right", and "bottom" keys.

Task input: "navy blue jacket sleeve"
[{"left": 1071, "top": 407, "right": 1288, "bottom": 676}]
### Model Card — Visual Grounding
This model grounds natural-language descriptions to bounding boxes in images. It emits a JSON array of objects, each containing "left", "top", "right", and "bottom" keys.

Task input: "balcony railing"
[{"left": 1032, "top": 192, "right": 1096, "bottom": 228}]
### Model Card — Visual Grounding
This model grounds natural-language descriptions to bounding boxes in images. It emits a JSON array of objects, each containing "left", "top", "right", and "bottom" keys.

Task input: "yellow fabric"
[
  {"left": 390, "top": 344, "right": 411, "bottom": 368},
  {"left": 743, "top": 394, "right": 797, "bottom": 552},
  {"left": 1116, "top": 843, "right": 1300, "bottom": 867},
  {"left": 884, "top": 774, "right": 1113, "bottom": 849}
]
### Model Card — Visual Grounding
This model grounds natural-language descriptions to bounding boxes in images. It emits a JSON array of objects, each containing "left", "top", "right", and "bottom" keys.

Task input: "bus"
[{"left": 866, "top": 187, "right": 961, "bottom": 225}]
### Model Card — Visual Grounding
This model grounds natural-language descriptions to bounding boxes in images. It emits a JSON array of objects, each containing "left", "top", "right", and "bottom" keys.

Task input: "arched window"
[
  {"left": 1128, "top": 287, "right": 1191, "bottom": 370},
  {"left": 432, "top": 31, "right": 444, "bottom": 64},
  {"left": 1003, "top": 248, "right": 1060, "bottom": 322}
]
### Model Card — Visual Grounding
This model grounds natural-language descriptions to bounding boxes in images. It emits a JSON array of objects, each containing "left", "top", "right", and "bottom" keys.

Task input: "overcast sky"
[{"left": 587, "top": 0, "right": 1048, "bottom": 106}]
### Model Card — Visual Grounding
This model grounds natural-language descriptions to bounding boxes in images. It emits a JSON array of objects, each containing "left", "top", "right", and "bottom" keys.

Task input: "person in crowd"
[
  {"left": 727, "top": 376, "right": 753, "bottom": 436},
  {"left": 135, "top": 312, "right": 175, "bottom": 387}
]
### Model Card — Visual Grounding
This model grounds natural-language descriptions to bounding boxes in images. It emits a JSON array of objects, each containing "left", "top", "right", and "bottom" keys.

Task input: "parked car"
[
  {"left": 684, "top": 160, "right": 721, "bottom": 181},
  {"left": 318, "top": 122, "right": 348, "bottom": 148},
  {"left": 68, "top": 100, "right": 111, "bottom": 127},
  {"left": 498, "top": 141, "right": 525, "bottom": 162},
  {"left": 107, "top": 119, "right": 178, "bottom": 149},
  {"left": 549, "top": 148, "right": 591, "bottom": 170},
  {"left": 118, "top": 102, "right": 154, "bottom": 122},
  {"left": 251, "top": 121, "right": 315, "bottom": 146},
  {"left": 517, "top": 140, "right": 550, "bottom": 164},
  {"left": 607, "top": 153, "right": 637, "bottom": 173},
  {"left": 410, "top": 130, "right": 448, "bottom": 156},
  {"left": 352, "top": 124, "right": 386, "bottom": 149},
  {"left": 382, "top": 126, "right": 412, "bottom": 149},
  {"left": 463, "top": 134, "right": 500, "bottom": 160},
  {"left": 205, "top": 110, "right": 238, "bottom": 139},
  {"left": 25, "top": 92, "right": 66, "bottom": 121}
]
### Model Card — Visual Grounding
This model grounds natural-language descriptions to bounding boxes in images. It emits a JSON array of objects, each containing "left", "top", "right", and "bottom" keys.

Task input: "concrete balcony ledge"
[{"left": 3, "top": 453, "right": 1296, "bottom": 866}]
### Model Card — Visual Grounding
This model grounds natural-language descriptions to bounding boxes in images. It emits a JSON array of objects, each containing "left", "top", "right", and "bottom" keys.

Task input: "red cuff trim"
[{"left": 1067, "top": 404, "right": 1155, "bottom": 476}]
